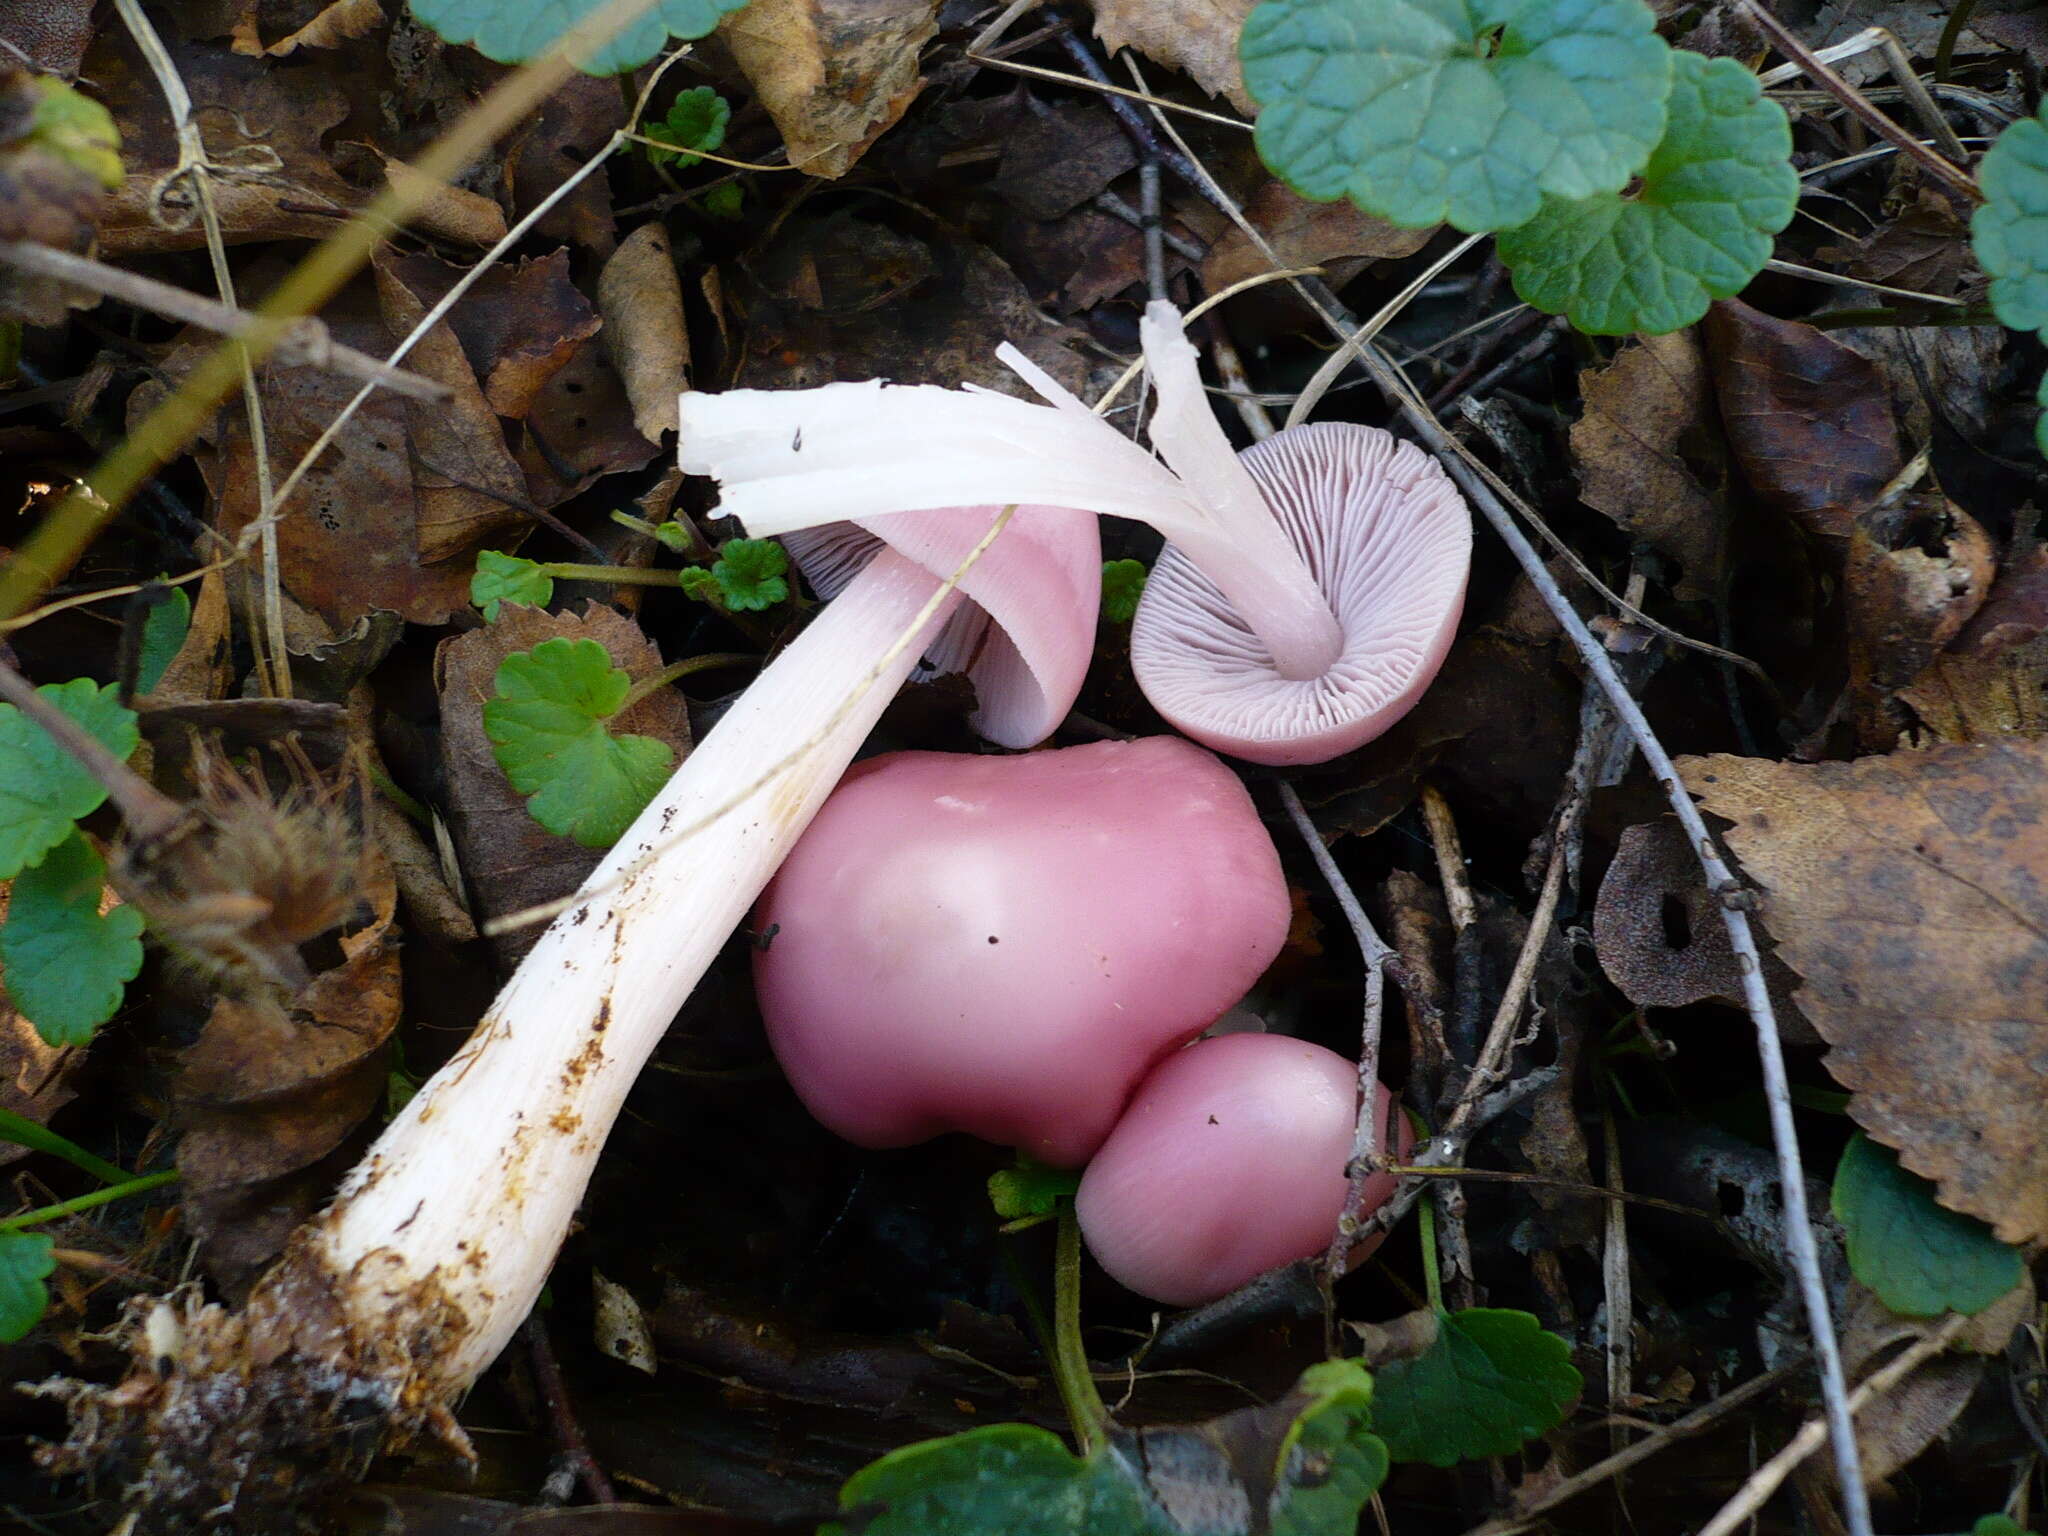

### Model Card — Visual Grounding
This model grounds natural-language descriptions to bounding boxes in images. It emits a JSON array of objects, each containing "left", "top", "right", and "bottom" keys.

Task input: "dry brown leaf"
[
  {"left": 383, "top": 248, "right": 600, "bottom": 419},
  {"left": 371, "top": 252, "right": 531, "bottom": 564},
  {"left": 598, "top": 221, "right": 689, "bottom": 441},
  {"left": 1085, "top": 0, "right": 1256, "bottom": 113},
  {"left": 720, "top": 0, "right": 941, "bottom": 179},
  {"left": 88, "top": 28, "right": 363, "bottom": 254},
  {"left": 1844, "top": 494, "right": 1996, "bottom": 749},
  {"left": 1570, "top": 330, "right": 1729, "bottom": 602},
  {"left": 1840, "top": 1274, "right": 2032, "bottom": 1484},
  {"left": 1899, "top": 637, "right": 2048, "bottom": 741},
  {"left": 231, "top": 0, "right": 385, "bottom": 55},
  {"left": 1686, "top": 741, "right": 2048, "bottom": 1244},
  {"left": 177, "top": 837, "right": 400, "bottom": 1292},
  {"left": 146, "top": 270, "right": 530, "bottom": 625},
  {"left": 0, "top": 0, "right": 95, "bottom": 76},
  {"left": 436, "top": 603, "right": 690, "bottom": 970},
  {"left": 379, "top": 153, "right": 508, "bottom": 248},
  {"left": 505, "top": 73, "right": 622, "bottom": 257},
  {"left": 1703, "top": 299, "right": 1902, "bottom": 542},
  {"left": 1202, "top": 179, "right": 1435, "bottom": 298}
]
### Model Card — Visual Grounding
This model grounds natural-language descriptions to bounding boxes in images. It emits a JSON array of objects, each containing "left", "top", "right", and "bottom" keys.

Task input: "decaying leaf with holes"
[{"left": 1685, "top": 741, "right": 2048, "bottom": 1245}]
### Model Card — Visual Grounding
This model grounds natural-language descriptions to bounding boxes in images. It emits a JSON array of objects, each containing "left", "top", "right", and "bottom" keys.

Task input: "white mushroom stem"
[
  {"left": 307, "top": 548, "right": 961, "bottom": 1392},
  {"left": 692, "top": 306, "right": 1344, "bottom": 682}
]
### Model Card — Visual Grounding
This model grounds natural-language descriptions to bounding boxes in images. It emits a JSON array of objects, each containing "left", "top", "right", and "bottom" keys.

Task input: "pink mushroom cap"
[
  {"left": 1131, "top": 420, "right": 1471, "bottom": 767},
  {"left": 1075, "top": 1033, "right": 1410, "bottom": 1307},
  {"left": 752, "top": 736, "right": 1290, "bottom": 1166}
]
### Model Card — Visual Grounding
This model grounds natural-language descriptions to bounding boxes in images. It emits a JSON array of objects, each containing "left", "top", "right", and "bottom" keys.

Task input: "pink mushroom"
[
  {"left": 674, "top": 300, "right": 1471, "bottom": 767},
  {"left": 752, "top": 736, "right": 1291, "bottom": 1166},
  {"left": 1075, "top": 1033, "right": 1410, "bottom": 1306}
]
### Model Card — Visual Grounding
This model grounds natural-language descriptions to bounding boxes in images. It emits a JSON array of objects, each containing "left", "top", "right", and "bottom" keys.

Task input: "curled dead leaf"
[{"left": 598, "top": 222, "right": 689, "bottom": 441}]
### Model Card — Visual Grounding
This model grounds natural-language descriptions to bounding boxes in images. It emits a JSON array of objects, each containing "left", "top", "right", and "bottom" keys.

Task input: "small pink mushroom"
[
  {"left": 1075, "top": 1033, "right": 1410, "bottom": 1306},
  {"left": 753, "top": 736, "right": 1290, "bottom": 1166}
]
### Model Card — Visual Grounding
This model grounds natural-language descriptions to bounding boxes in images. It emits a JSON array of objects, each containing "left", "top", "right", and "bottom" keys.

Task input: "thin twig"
[
  {"left": 110, "top": 0, "right": 293, "bottom": 697},
  {"left": 523, "top": 1316, "right": 617, "bottom": 1504},
  {"left": 1458, "top": 1360, "right": 1810, "bottom": 1536},
  {"left": 0, "top": 244, "right": 449, "bottom": 402},
  {"left": 1743, "top": 1, "right": 1979, "bottom": 203},
  {"left": 1698, "top": 1313, "right": 1972, "bottom": 1536},
  {"left": 1275, "top": 786, "right": 1395, "bottom": 1276}
]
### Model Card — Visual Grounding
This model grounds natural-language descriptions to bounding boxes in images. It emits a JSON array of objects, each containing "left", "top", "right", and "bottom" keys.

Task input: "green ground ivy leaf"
[
  {"left": 484, "top": 638, "right": 675, "bottom": 848},
  {"left": 1833, "top": 1132, "right": 2024, "bottom": 1318},
  {"left": 407, "top": 0, "right": 751, "bottom": 75},
  {"left": 710, "top": 539, "right": 789, "bottom": 611},
  {"left": 1975, "top": 104, "right": 2048, "bottom": 336},
  {"left": 644, "top": 86, "right": 730, "bottom": 168},
  {"left": 1241, "top": 0, "right": 1673, "bottom": 233},
  {"left": 0, "top": 830, "right": 144, "bottom": 1047},
  {"left": 473, "top": 550, "right": 554, "bottom": 621},
  {"left": 1496, "top": 50, "right": 1796, "bottom": 335},
  {"left": 0, "top": 1231, "right": 54, "bottom": 1343},
  {"left": 823, "top": 1361, "right": 1387, "bottom": 1536},
  {"left": 0, "top": 679, "right": 139, "bottom": 879},
  {"left": 1370, "top": 1309, "right": 1580, "bottom": 1466}
]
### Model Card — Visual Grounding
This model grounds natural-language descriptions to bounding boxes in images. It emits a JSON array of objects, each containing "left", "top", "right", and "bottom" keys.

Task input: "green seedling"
[
  {"left": 642, "top": 86, "right": 730, "bottom": 169},
  {"left": 483, "top": 638, "right": 677, "bottom": 847}
]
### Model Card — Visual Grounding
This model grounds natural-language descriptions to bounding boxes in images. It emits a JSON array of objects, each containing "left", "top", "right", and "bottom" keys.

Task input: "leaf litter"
[{"left": 0, "top": 1, "right": 2044, "bottom": 1532}]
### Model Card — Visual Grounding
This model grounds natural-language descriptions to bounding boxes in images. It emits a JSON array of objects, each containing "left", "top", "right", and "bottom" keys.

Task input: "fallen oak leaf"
[{"left": 1685, "top": 741, "right": 2048, "bottom": 1244}]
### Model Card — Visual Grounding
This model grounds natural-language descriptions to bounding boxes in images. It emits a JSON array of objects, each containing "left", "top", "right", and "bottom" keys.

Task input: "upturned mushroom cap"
[
  {"left": 777, "top": 505, "right": 1096, "bottom": 749},
  {"left": 680, "top": 401, "right": 1100, "bottom": 750},
  {"left": 1130, "top": 421, "right": 1471, "bottom": 766},
  {"left": 1075, "top": 1033, "right": 1409, "bottom": 1306},
  {"left": 752, "top": 736, "right": 1291, "bottom": 1166}
]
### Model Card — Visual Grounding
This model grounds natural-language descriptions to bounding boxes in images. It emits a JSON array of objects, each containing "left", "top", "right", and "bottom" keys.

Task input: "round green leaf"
[
  {"left": 484, "top": 638, "right": 676, "bottom": 848},
  {"left": 644, "top": 86, "right": 731, "bottom": 169},
  {"left": 0, "top": 679, "right": 140, "bottom": 880},
  {"left": 2035, "top": 366, "right": 2048, "bottom": 462},
  {"left": 825, "top": 1423, "right": 1162, "bottom": 1536},
  {"left": 0, "top": 830, "right": 143, "bottom": 1048},
  {"left": 407, "top": 0, "right": 751, "bottom": 74},
  {"left": 0, "top": 1231, "right": 54, "bottom": 1343},
  {"left": 1974, "top": 106, "right": 2048, "bottom": 336},
  {"left": 1242, "top": 0, "right": 1673, "bottom": 233},
  {"left": 1370, "top": 1309, "right": 1581, "bottom": 1466},
  {"left": 472, "top": 550, "right": 554, "bottom": 622},
  {"left": 1100, "top": 560, "right": 1147, "bottom": 625},
  {"left": 1832, "top": 1132, "right": 2025, "bottom": 1318},
  {"left": 1497, "top": 50, "right": 1796, "bottom": 335}
]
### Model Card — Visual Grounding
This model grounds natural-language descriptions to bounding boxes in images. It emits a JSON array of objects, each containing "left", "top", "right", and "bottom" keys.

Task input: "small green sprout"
[
  {"left": 473, "top": 550, "right": 555, "bottom": 620},
  {"left": 643, "top": 86, "right": 731, "bottom": 169},
  {"left": 677, "top": 539, "right": 793, "bottom": 613},
  {"left": 1100, "top": 559, "right": 1147, "bottom": 624}
]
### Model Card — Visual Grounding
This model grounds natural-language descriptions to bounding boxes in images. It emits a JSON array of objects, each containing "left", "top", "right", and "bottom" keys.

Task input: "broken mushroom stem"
[
  {"left": 49, "top": 495, "right": 1099, "bottom": 1519},
  {"left": 308, "top": 544, "right": 973, "bottom": 1394}
]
